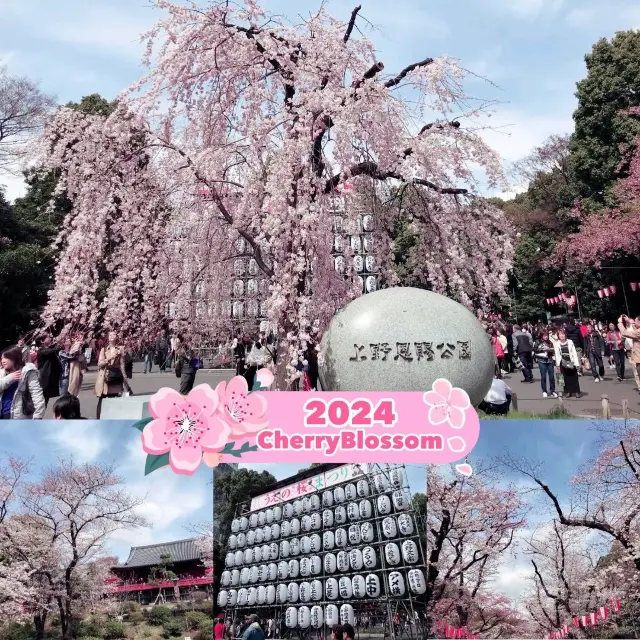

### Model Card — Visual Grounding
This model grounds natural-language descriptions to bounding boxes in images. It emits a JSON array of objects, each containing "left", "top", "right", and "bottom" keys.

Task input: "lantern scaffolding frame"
[{"left": 220, "top": 463, "right": 426, "bottom": 640}]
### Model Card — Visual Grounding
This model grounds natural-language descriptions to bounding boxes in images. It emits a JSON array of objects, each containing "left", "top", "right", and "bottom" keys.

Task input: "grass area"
[{"left": 479, "top": 406, "right": 577, "bottom": 420}]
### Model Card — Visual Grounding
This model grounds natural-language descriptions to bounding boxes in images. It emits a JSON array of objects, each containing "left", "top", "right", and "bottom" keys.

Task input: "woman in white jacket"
[
  {"left": 553, "top": 330, "right": 581, "bottom": 398},
  {"left": 0, "top": 345, "right": 46, "bottom": 419}
]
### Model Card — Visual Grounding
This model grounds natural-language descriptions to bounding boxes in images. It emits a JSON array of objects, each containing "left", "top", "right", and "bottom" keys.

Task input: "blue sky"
[
  {"left": 1, "top": 0, "right": 640, "bottom": 200},
  {"left": 0, "top": 420, "right": 213, "bottom": 565}
]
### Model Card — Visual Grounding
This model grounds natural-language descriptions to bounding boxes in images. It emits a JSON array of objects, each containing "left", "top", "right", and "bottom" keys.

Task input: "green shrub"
[
  {"left": 194, "top": 620, "right": 214, "bottom": 640},
  {"left": 146, "top": 605, "right": 173, "bottom": 625},
  {"left": 78, "top": 637, "right": 103, "bottom": 640},
  {"left": 162, "top": 619, "right": 184, "bottom": 638},
  {"left": 102, "top": 620, "right": 127, "bottom": 640},
  {"left": 0, "top": 623, "right": 36, "bottom": 640},
  {"left": 124, "top": 601, "right": 141, "bottom": 613},
  {"left": 135, "top": 629, "right": 154, "bottom": 639},
  {"left": 127, "top": 611, "right": 145, "bottom": 624},
  {"left": 184, "top": 611, "right": 212, "bottom": 630},
  {"left": 77, "top": 620, "right": 105, "bottom": 638}
]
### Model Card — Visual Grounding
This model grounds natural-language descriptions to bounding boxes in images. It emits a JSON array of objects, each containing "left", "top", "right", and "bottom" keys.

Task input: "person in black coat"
[
  {"left": 584, "top": 326, "right": 605, "bottom": 382},
  {"left": 175, "top": 343, "right": 198, "bottom": 395},
  {"left": 37, "top": 335, "right": 61, "bottom": 407}
]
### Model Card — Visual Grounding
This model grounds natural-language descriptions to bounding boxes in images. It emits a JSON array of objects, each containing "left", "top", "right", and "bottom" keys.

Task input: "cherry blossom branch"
[
  {"left": 385, "top": 57, "right": 435, "bottom": 88},
  {"left": 343, "top": 5, "right": 362, "bottom": 42}
]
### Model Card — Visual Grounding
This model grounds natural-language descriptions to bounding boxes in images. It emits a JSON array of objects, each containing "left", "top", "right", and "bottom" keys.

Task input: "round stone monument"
[{"left": 318, "top": 287, "right": 493, "bottom": 406}]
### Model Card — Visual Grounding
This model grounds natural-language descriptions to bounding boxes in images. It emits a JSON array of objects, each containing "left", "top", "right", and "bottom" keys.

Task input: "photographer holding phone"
[{"left": 618, "top": 315, "right": 640, "bottom": 393}]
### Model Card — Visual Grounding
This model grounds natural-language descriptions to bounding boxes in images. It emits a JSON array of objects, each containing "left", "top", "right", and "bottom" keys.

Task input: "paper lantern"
[
  {"left": 385, "top": 542, "right": 401, "bottom": 565},
  {"left": 288, "top": 559, "right": 299, "bottom": 578},
  {"left": 310, "top": 534, "right": 322, "bottom": 553},
  {"left": 260, "top": 544, "right": 270, "bottom": 560},
  {"left": 345, "top": 483, "right": 357, "bottom": 500},
  {"left": 258, "top": 564, "right": 268, "bottom": 582},
  {"left": 221, "top": 571, "right": 231, "bottom": 587},
  {"left": 611, "top": 285, "right": 618, "bottom": 295},
  {"left": 323, "top": 509, "right": 334, "bottom": 528},
  {"left": 352, "top": 575, "right": 366, "bottom": 598},
  {"left": 390, "top": 468, "right": 403, "bottom": 487},
  {"left": 302, "top": 515, "right": 312, "bottom": 533},
  {"left": 365, "top": 573, "right": 380, "bottom": 597},
  {"left": 285, "top": 607, "right": 297, "bottom": 628},
  {"left": 234, "top": 550, "right": 243, "bottom": 566},
  {"left": 290, "top": 538, "right": 300, "bottom": 555},
  {"left": 382, "top": 516, "right": 397, "bottom": 538},
  {"left": 250, "top": 513, "right": 258, "bottom": 528},
  {"left": 604, "top": 287, "right": 610, "bottom": 297},
  {"left": 359, "top": 499, "right": 372, "bottom": 519},
  {"left": 225, "top": 553, "right": 235, "bottom": 568},
  {"left": 303, "top": 496, "right": 312, "bottom": 513},
  {"left": 326, "top": 604, "right": 339, "bottom": 626},
  {"left": 273, "top": 506, "right": 283, "bottom": 521},
  {"left": 250, "top": 565, "right": 259, "bottom": 583},
  {"left": 324, "top": 553, "right": 337, "bottom": 574},
  {"left": 240, "top": 567, "right": 250, "bottom": 584},
  {"left": 339, "top": 576, "right": 353, "bottom": 598},
  {"left": 270, "top": 542, "right": 279, "bottom": 559},
  {"left": 325, "top": 577, "right": 339, "bottom": 600},
  {"left": 281, "top": 520, "right": 291, "bottom": 537},
  {"left": 238, "top": 588, "right": 248, "bottom": 606},
  {"left": 362, "top": 546, "right": 377, "bottom": 569},
  {"left": 360, "top": 521, "right": 374, "bottom": 543},
  {"left": 323, "top": 531, "right": 335, "bottom": 550},
  {"left": 217, "top": 590, "right": 228, "bottom": 607},
  {"left": 300, "top": 557, "right": 311, "bottom": 577},
  {"left": 287, "top": 582, "right": 299, "bottom": 603},
  {"left": 277, "top": 583, "right": 288, "bottom": 603},
  {"left": 294, "top": 500, "right": 304, "bottom": 516},
  {"left": 271, "top": 523, "right": 281, "bottom": 539},
  {"left": 311, "top": 513, "right": 322, "bottom": 530},
  {"left": 337, "top": 551, "right": 350, "bottom": 572},
  {"left": 392, "top": 489, "right": 409, "bottom": 510},
  {"left": 284, "top": 503, "right": 294, "bottom": 518},
  {"left": 228, "top": 589, "right": 238, "bottom": 606},
  {"left": 310, "top": 555, "right": 322, "bottom": 575},
  {"left": 278, "top": 561, "right": 289, "bottom": 580},
  {"left": 349, "top": 548, "right": 363, "bottom": 571},
  {"left": 311, "top": 580, "right": 323, "bottom": 601},
  {"left": 397, "top": 513, "right": 414, "bottom": 536},
  {"left": 334, "top": 486, "right": 346, "bottom": 503},
  {"left": 257, "top": 511, "right": 265, "bottom": 526},
  {"left": 322, "top": 491, "right": 334, "bottom": 507},
  {"left": 310, "top": 494, "right": 321, "bottom": 511},
  {"left": 228, "top": 534, "right": 237, "bottom": 550},
  {"left": 236, "top": 532, "right": 246, "bottom": 548},
  {"left": 257, "top": 585, "right": 267, "bottom": 605},
  {"left": 340, "top": 604, "right": 355, "bottom": 626},
  {"left": 347, "top": 502, "right": 360, "bottom": 521},
  {"left": 335, "top": 527, "right": 347, "bottom": 547},
  {"left": 335, "top": 505, "right": 347, "bottom": 524},
  {"left": 261, "top": 526, "right": 271, "bottom": 542},
  {"left": 388, "top": 571, "right": 406, "bottom": 596},
  {"left": 290, "top": 518, "right": 301, "bottom": 535},
  {"left": 240, "top": 516, "right": 249, "bottom": 530},
  {"left": 231, "top": 518, "right": 240, "bottom": 533},
  {"left": 598, "top": 289, "right": 604, "bottom": 298},
  {"left": 377, "top": 494, "right": 392, "bottom": 515},
  {"left": 298, "top": 605, "right": 311, "bottom": 628},
  {"left": 403, "top": 540, "right": 419, "bottom": 564},
  {"left": 268, "top": 563, "right": 277, "bottom": 581},
  {"left": 245, "top": 530, "right": 255, "bottom": 546},
  {"left": 301, "top": 536, "right": 312, "bottom": 554},
  {"left": 348, "top": 525, "right": 361, "bottom": 545},
  {"left": 408, "top": 569, "right": 427, "bottom": 594},
  {"left": 311, "top": 605, "right": 324, "bottom": 628},
  {"left": 254, "top": 529, "right": 263, "bottom": 544},
  {"left": 252, "top": 546, "right": 262, "bottom": 563},
  {"left": 631, "top": 282, "right": 638, "bottom": 292},
  {"left": 231, "top": 569, "right": 240, "bottom": 586},
  {"left": 266, "top": 585, "right": 276, "bottom": 604},
  {"left": 374, "top": 473, "right": 389, "bottom": 493},
  {"left": 243, "top": 549, "right": 252, "bottom": 564},
  {"left": 357, "top": 479, "right": 370, "bottom": 497},
  {"left": 299, "top": 581, "right": 311, "bottom": 603}
]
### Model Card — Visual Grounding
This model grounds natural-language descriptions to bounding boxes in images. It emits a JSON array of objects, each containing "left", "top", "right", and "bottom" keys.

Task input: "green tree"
[
  {"left": 148, "top": 553, "right": 178, "bottom": 583},
  {"left": 570, "top": 30, "right": 640, "bottom": 202},
  {"left": 296, "top": 463, "right": 324, "bottom": 474}
]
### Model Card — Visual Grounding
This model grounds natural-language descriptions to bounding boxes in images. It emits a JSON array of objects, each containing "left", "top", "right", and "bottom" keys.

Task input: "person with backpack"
[{"left": 0, "top": 345, "right": 46, "bottom": 419}]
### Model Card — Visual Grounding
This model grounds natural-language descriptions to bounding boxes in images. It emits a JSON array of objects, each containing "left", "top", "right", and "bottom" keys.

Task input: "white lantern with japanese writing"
[
  {"left": 281, "top": 520, "right": 291, "bottom": 537},
  {"left": 231, "top": 569, "right": 240, "bottom": 586},
  {"left": 337, "top": 551, "right": 349, "bottom": 572},
  {"left": 294, "top": 499, "right": 304, "bottom": 516},
  {"left": 323, "top": 530, "right": 335, "bottom": 551},
  {"left": 349, "top": 548, "right": 363, "bottom": 571},
  {"left": 392, "top": 489, "right": 409, "bottom": 511},
  {"left": 290, "top": 518, "right": 301, "bottom": 535},
  {"left": 250, "top": 513, "right": 258, "bottom": 528},
  {"left": 279, "top": 540, "right": 290, "bottom": 558},
  {"left": 221, "top": 571, "right": 231, "bottom": 587},
  {"left": 257, "top": 585, "right": 267, "bottom": 605},
  {"left": 340, "top": 604, "right": 355, "bottom": 626},
  {"left": 357, "top": 479, "right": 370, "bottom": 497},
  {"left": 359, "top": 499, "right": 372, "bottom": 519},
  {"left": 301, "top": 515, "right": 312, "bottom": 533},
  {"left": 310, "top": 579, "right": 322, "bottom": 601},
  {"left": 225, "top": 553, "right": 235, "bottom": 568},
  {"left": 388, "top": 571, "right": 406, "bottom": 596},
  {"left": 290, "top": 538, "right": 300, "bottom": 556},
  {"left": 324, "top": 553, "right": 337, "bottom": 574},
  {"left": 266, "top": 585, "right": 276, "bottom": 604},
  {"left": 322, "top": 491, "right": 334, "bottom": 507},
  {"left": 240, "top": 567, "right": 250, "bottom": 584},
  {"left": 311, "top": 605, "right": 323, "bottom": 628},
  {"left": 390, "top": 468, "right": 403, "bottom": 488},
  {"left": 268, "top": 563, "right": 277, "bottom": 581},
  {"left": 325, "top": 577, "right": 339, "bottom": 600},
  {"left": 348, "top": 525, "right": 361, "bottom": 545},
  {"left": 339, "top": 576, "right": 353, "bottom": 598},
  {"left": 287, "top": 558, "right": 299, "bottom": 578},
  {"left": 262, "top": 525, "right": 271, "bottom": 542},
  {"left": 352, "top": 575, "right": 365, "bottom": 598},
  {"left": 377, "top": 494, "right": 391, "bottom": 515},
  {"left": 300, "top": 536, "right": 312, "bottom": 555},
  {"left": 334, "top": 486, "right": 346, "bottom": 504},
  {"left": 365, "top": 275, "right": 377, "bottom": 292},
  {"left": 360, "top": 522, "right": 374, "bottom": 543},
  {"left": 236, "top": 532, "right": 246, "bottom": 548},
  {"left": 326, "top": 604, "right": 339, "bottom": 626},
  {"left": 347, "top": 502, "right": 360, "bottom": 521},
  {"left": 234, "top": 550, "right": 243, "bottom": 566},
  {"left": 334, "top": 505, "right": 347, "bottom": 524},
  {"left": 310, "top": 534, "right": 322, "bottom": 553},
  {"left": 323, "top": 509, "right": 334, "bottom": 528},
  {"left": 284, "top": 503, "right": 294, "bottom": 518},
  {"left": 228, "top": 534, "right": 237, "bottom": 550},
  {"left": 228, "top": 589, "right": 238, "bottom": 606},
  {"left": 240, "top": 516, "right": 249, "bottom": 530},
  {"left": 298, "top": 605, "right": 311, "bottom": 628},
  {"left": 243, "top": 549, "right": 252, "bottom": 564},
  {"left": 310, "top": 494, "right": 321, "bottom": 511},
  {"left": 374, "top": 474, "right": 389, "bottom": 493},
  {"left": 287, "top": 582, "right": 299, "bottom": 603},
  {"left": 365, "top": 574, "right": 380, "bottom": 597},
  {"left": 311, "top": 513, "right": 321, "bottom": 530},
  {"left": 245, "top": 530, "right": 255, "bottom": 546},
  {"left": 362, "top": 546, "right": 377, "bottom": 569},
  {"left": 397, "top": 513, "right": 414, "bottom": 536},
  {"left": 231, "top": 518, "right": 240, "bottom": 533},
  {"left": 285, "top": 607, "right": 297, "bottom": 628},
  {"left": 402, "top": 540, "right": 419, "bottom": 564},
  {"left": 303, "top": 496, "right": 312, "bottom": 513},
  {"left": 299, "top": 581, "right": 311, "bottom": 603},
  {"left": 260, "top": 544, "right": 270, "bottom": 560},
  {"left": 382, "top": 517, "right": 397, "bottom": 538},
  {"left": 409, "top": 569, "right": 426, "bottom": 594},
  {"left": 385, "top": 543, "right": 401, "bottom": 566},
  {"left": 265, "top": 508, "right": 274, "bottom": 524},
  {"left": 269, "top": 543, "right": 279, "bottom": 560},
  {"left": 277, "top": 561, "right": 288, "bottom": 580},
  {"left": 310, "top": 555, "right": 322, "bottom": 575},
  {"left": 252, "top": 546, "right": 262, "bottom": 563},
  {"left": 258, "top": 511, "right": 266, "bottom": 526},
  {"left": 335, "top": 527, "right": 347, "bottom": 548},
  {"left": 237, "top": 588, "right": 248, "bottom": 606},
  {"left": 255, "top": 528, "right": 264, "bottom": 544},
  {"left": 277, "top": 584, "right": 288, "bottom": 603},
  {"left": 250, "top": 565, "right": 260, "bottom": 583},
  {"left": 344, "top": 483, "right": 357, "bottom": 500},
  {"left": 300, "top": 556, "right": 311, "bottom": 577},
  {"left": 217, "top": 590, "right": 228, "bottom": 607},
  {"left": 271, "top": 523, "right": 281, "bottom": 539},
  {"left": 273, "top": 505, "right": 282, "bottom": 521},
  {"left": 258, "top": 565, "right": 268, "bottom": 582}
]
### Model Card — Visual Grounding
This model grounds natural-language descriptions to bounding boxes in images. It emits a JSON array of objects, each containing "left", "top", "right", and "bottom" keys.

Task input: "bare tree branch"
[
  {"left": 343, "top": 5, "right": 362, "bottom": 42},
  {"left": 385, "top": 57, "right": 434, "bottom": 88}
]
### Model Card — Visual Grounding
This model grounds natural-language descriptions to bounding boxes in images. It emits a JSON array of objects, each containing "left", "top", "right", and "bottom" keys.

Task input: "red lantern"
[
  {"left": 498, "top": 314, "right": 502, "bottom": 319},
  {"left": 604, "top": 287, "right": 610, "bottom": 297},
  {"left": 598, "top": 289, "right": 604, "bottom": 298},
  {"left": 571, "top": 295, "right": 577, "bottom": 305},
  {"left": 508, "top": 312, "right": 513, "bottom": 317},
  {"left": 610, "top": 285, "right": 617, "bottom": 295},
  {"left": 631, "top": 283, "right": 638, "bottom": 292}
]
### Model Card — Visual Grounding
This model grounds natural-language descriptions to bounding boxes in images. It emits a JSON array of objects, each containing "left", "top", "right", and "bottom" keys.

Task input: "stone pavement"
[{"left": 47, "top": 361, "right": 640, "bottom": 420}]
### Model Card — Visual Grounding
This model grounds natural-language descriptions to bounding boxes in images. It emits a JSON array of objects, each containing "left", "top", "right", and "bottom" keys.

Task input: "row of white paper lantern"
[
  {"left": 223, "top": 540, "right": 421, "bottom": 584},
  {"left": 217, "top": 569, "right": 427, "bottom": 608}
]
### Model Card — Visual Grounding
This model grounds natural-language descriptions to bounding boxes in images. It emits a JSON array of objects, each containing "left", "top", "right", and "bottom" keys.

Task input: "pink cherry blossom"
[
  {"left": 142, "top": 385, "right": 231, "bottom": 475},
  {"left": 256, "top": 368, "right": 275, "bottom": 388},
  {"left": 215, "top": 376, "right": 269, "bottom": 439},
  {"left": 423, "top": 378, "right": 470, "bottom": 429}
]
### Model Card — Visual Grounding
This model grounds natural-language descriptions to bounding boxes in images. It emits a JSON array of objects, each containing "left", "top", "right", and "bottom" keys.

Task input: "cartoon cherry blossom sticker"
[{"left": 423, "top": 378, "right": 471, "bottom": 429}]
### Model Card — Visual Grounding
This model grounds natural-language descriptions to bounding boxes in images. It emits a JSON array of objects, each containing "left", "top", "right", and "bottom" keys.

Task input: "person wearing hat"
[
  {"left": 214, "top": 613, "right": 226, "bottom": 640},
  {"left": 242, "top": 614, "right": 265, "bottom": 640}
]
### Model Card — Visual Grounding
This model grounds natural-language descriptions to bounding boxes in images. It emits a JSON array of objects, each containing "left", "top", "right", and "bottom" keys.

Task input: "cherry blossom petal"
[
  {"left": 169, "top": 444, "right": 203, "bottom": 475},
  {"left": 226, "top": 375, "right": 250, "bottom": 399},
  {"left": 448, "top": 387, "right": 470, "bottom": 410},
  {"left": 423, "top": 391, "right": 446, "bottom": 407},
  {"left": 255, "top": 368, "right": 275, "bottom": 388},
  {"left": 455, "top": 463, "right": 473, "bottom": 477},
  {"left": 199, "top": 416, "right": 232, "bottom": 451},
  {"left": 447, "top": 436, "right": 466, "bottom": 453},
  {"left": 203, "top": 452, "right": 224, "bottom": 467},
  {"left": 447, "top": 406, "right": 467, "bottom": 430},
  {"left": 243, "top": 392, "right": 268, "bottom": 421},
  {"left": 186, "top": 384, "right": 220, "bottom": 416},
  {"left": 428, "top": 404, "right": 449, "bottom": 426},
  {"left": 149, "top": 388, "right": 184, "bottom": 420},
  {"left": 432, "top": 378, "right": 453, "bottom": 400},
  {"left": 141, "top": 419, "right": 171, "bottom": 455}
]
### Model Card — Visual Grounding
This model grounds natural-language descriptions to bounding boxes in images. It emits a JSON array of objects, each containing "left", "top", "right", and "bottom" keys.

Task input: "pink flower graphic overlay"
[
  {"left": 142, "top": 386, "right": 231, "bottom": 475},
  {"left": 215, "top": 376, "right": 269, "bottom": 439},
  {"left": 423, "top": 379, "right": 471, "bottom": 430}
]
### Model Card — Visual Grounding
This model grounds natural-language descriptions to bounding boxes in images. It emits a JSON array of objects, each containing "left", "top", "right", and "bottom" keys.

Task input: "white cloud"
[
  {"left": 45, "top": 422, "right": 110, "bottom": 463},
  {"left": 565, "top": 8, "right": 597, "bottom": 28}
]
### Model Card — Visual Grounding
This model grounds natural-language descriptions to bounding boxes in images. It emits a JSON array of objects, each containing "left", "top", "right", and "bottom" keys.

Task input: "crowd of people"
[{"left": 480, "top": 314, "right": 640, "bottom": 414}]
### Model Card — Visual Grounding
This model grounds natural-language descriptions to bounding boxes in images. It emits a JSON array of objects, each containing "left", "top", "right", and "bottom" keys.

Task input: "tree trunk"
[
  {"left": 34, "top": 612, "right": 47, "bottom": 640},
  {"left": 274, "top": 340, "right": 295, "bottom": 391}
]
